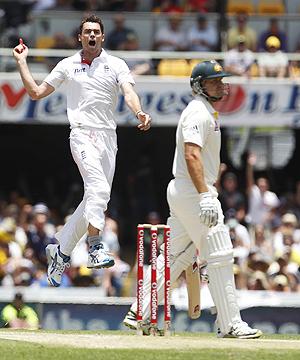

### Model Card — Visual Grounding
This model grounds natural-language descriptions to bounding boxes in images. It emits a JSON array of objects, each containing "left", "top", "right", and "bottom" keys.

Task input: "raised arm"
[
  {"left": 13, "top": 38, "right": 54, "bottom": 100},
  {"left": 120, "top": 82, "right": 151, "bottom": 131},
  {"left": 246, "top": 153, "right": 256, "bottom": 195}
]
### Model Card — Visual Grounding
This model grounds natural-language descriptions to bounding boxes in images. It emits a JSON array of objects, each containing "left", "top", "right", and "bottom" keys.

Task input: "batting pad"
[{"left": 205, "top": 225, "right": 242, "bottom": 333}]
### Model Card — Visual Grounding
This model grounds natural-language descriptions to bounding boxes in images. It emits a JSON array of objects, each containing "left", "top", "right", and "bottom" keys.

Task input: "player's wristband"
[{"left": 135, "top": 110, "right": 143, "bottom": 118}]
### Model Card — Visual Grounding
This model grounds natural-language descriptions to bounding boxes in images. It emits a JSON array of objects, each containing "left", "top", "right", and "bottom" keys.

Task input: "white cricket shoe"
[
  {"left": 46, "top": 244, "right": 70, "bottom": 287},
  {"left": 217, "top": 321, "right": 262, "bottom": 339},
  {"left": 87, "top": 243, "right": 115, "bottom": 269}
]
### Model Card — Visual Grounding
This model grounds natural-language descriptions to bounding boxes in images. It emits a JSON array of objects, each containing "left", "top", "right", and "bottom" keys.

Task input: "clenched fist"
[{"left": 13, "top": 38, "right": 28, "bottom": 61}]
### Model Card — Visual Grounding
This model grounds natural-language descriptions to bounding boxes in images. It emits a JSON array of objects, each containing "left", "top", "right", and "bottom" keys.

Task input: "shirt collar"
[
  {"left": 196, "top": 94, "right": 218, "bottom": 116},
  {"left": 76, "top": 48, "right": 108, "bottom": 65}
]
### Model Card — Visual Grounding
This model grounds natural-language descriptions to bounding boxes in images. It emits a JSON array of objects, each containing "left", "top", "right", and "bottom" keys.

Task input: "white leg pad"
[{"left": 205, "top": 224, "right": 241, "bottom": 334}]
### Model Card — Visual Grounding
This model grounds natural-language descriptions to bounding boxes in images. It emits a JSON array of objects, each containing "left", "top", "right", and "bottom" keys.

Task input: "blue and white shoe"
[
  {"left": 87, "top": 242, "right": 115, "bottom": 269},
  {"left": 123, "top": 310, "right": 139, "bottom": 330},
  {"left": 46, "top": 244, "right": 70, "bottom": 287}
]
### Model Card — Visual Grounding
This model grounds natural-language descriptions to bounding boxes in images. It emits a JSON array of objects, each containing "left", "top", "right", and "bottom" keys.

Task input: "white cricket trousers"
[{"left": 56, "top": 127, "right": 117, "bottom": 256}]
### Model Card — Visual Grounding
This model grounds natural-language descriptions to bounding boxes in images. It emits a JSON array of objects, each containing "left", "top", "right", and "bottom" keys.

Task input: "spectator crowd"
[
  {"left": 1, "top": 151, "right": 300, "bottom": 295},
  {"left": 0, "top": 1, "right": 299, "bottom": 77}
]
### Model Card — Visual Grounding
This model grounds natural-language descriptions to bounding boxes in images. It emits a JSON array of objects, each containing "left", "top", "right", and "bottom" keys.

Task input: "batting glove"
[{"left": 199, "top": 192, "right": 218, "bottom": 227}]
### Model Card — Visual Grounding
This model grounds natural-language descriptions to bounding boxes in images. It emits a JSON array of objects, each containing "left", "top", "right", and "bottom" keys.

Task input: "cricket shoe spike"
[
  {"left": 217, "top": 321, "right": 263, "bottom": 339},
  {"left": 46, "top": 244, "right": 70, "bottom": 287},
  {"left": 87, "top": 242, "right": 115, "bottom": 269}
]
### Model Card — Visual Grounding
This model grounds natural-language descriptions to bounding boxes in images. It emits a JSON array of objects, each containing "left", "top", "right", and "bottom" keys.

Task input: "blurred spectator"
[
  {"left": 258, "top": 36, "right": 289, "bottom": 78},
  {"left": 153, "top": 12, "right": 186, "bottom": 51},
  {"left": 184, "top": 0, "right": 217, "bottom": 12},
  {"left": 0, "top": 0, "right": 32, "bottom": 28},
  {"left": 26, "top": 204, "right": 57, "bottom": 267},
  {"left": 289, "top": 42, "right": 300, "bottom": 80},
  {"left": 73, "top": 0, "right": 105, "bottom": 11},
  {"left": 271, "top": 274, "right": 290, "bottom": 292},
  {"left": 31, "top": 0, "right": 56, "bottom": 12},
  {"left": 105, "top": 0, "right": 138, "bottom": 11},
  {"left": 227, "top": 12, "right": 257, "bottom": 52},
  {"left": 247, "top": 249, "right": 270, "bottom": 275},
  {"left": 0, "top": 292, "right": 39, "bottom": 329},
  {"left": 187, "top": 14, "right": 218, "bottom": 52},
  {"left": 224, "top": 35, "right": 255, "bottom": 77},
  {"left": 1, "top": 11, "right": 34, "bottom": 48},
  {"left": 51, "top": 0, "right": 75, "bottom": 10},
  {"left": 248, "top": 270, "right": 270, "bottom": 291},
  {"left": 122, "top": 32, "right": 153, "bottom": 75},
  {"left": 46, "top": 32, "right": 73, "bottom": 71},
  {"left": 273, "top": 213, "right": 300, "bottom": 255},
  {"left": 152, "top": 0, "right": 184, "bottom": 13},
  {"left": 258, "top": 18, "right": 287, "bottom": 52},
  {"left": 246, "top": 153, "right": 280, "bottom": 228},
  {"left": 218, "top": 171, "right": 246, "bottom": 216},
  {"left": 106, "top": 14, "right": 137, "bottom": 50},
  {"left": 101, "top": 215, "right": 130, "bottom": 296},
  {"left": 162, "top": 0, "right": 184, "bottom": 13},
  {"left": 226, "top": 218, "right": 251, "bottom": 275},
  {"left": 251, "top": 225, "right": 273, "bottom": 262}
]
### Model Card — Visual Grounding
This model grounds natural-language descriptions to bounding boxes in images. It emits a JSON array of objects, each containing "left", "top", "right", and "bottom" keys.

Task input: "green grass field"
[{"left": 1, "top": 330, "right": 300, "bottom": 360}]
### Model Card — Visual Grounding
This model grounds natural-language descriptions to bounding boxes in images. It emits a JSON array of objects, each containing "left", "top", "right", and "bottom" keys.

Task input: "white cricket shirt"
[
  {"left": 172, "top": 95, "right": 221, "bottom": 187},
  {"left": 44, "top": 49, "right": 135, "bottom": 130}
]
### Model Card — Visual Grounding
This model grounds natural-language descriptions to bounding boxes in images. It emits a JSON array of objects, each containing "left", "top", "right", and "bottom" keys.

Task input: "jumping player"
[
  {"left": 13, "top": 14, "right": 151, "bottom": 287},
  {"left": 124, "top": 60, "right": 262, "bottom": 339}
]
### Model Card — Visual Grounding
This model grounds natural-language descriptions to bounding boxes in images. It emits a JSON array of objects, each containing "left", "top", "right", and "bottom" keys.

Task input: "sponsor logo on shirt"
[
  {"left": 74, "top": 68, "right": 86, "bottom": 74},
  {"left": 81, "top": 150, "right": 86, "bottom": 160},
  {"left": 104, "top": 64, "right": 110, "bottom": 73},
  {"left": 214, "top": 120, "right": 220, "bottom": 131},
  {"left": 213, "top": 112, "right": 220, "bottom": 131},
  {"left": 191, "top": 124, "right": 199, "bottom": 134},
  {"left": 186, "top": 124, "right": 200, "bottom": 138}
]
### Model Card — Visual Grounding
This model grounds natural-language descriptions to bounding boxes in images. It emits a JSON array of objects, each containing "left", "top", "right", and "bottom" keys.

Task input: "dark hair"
[{"left": 79, "top": 14, "right": 104, "bottom": 34}]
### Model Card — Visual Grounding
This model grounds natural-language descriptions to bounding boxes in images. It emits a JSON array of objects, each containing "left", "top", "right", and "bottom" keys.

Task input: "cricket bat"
[{"left": 185, "top": 261, "right": 201, "bottom": 319}]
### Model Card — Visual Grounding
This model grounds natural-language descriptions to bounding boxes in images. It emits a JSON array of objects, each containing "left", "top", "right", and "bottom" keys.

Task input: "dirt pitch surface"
[{"left": 1, "top": 331, "right": 300, "bottom": 350}]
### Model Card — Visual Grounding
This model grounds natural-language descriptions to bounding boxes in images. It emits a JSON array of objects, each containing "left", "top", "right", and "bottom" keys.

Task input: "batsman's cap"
[
  {"left": 266, "top": 36, "right": 281, "bottom": 48},
  {"left": 190, "top": 60, "right": 231, "bottom": 86}
]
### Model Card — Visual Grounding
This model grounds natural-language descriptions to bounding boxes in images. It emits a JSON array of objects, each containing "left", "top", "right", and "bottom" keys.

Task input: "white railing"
[{"left": 2, "top": 48, "right": 300, "bottom": 60}]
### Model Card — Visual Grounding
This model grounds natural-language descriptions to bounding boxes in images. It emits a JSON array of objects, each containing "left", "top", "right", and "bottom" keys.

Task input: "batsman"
[{"left": 124, "top": 60, "right": 262, "bottom": 339}]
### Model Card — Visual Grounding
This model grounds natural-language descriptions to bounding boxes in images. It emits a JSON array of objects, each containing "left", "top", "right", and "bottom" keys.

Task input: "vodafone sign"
[{"left": 0, "top": 75, "right": 299, "bottom": 127}]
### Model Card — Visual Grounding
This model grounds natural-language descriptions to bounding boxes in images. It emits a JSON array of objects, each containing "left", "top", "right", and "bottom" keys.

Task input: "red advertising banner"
[{"left": 0, "top": 76, "right": 299, "bottom": 127}]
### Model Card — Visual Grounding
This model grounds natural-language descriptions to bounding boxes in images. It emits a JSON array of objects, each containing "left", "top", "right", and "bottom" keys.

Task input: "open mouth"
[{"left": 89, "top": 40, "right": 96, "bottom": 46}]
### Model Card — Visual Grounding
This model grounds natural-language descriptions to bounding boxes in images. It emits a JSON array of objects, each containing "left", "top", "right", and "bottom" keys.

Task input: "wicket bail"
[{"left": 136, "top": 224, "right": 171, "bottom": 336}]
